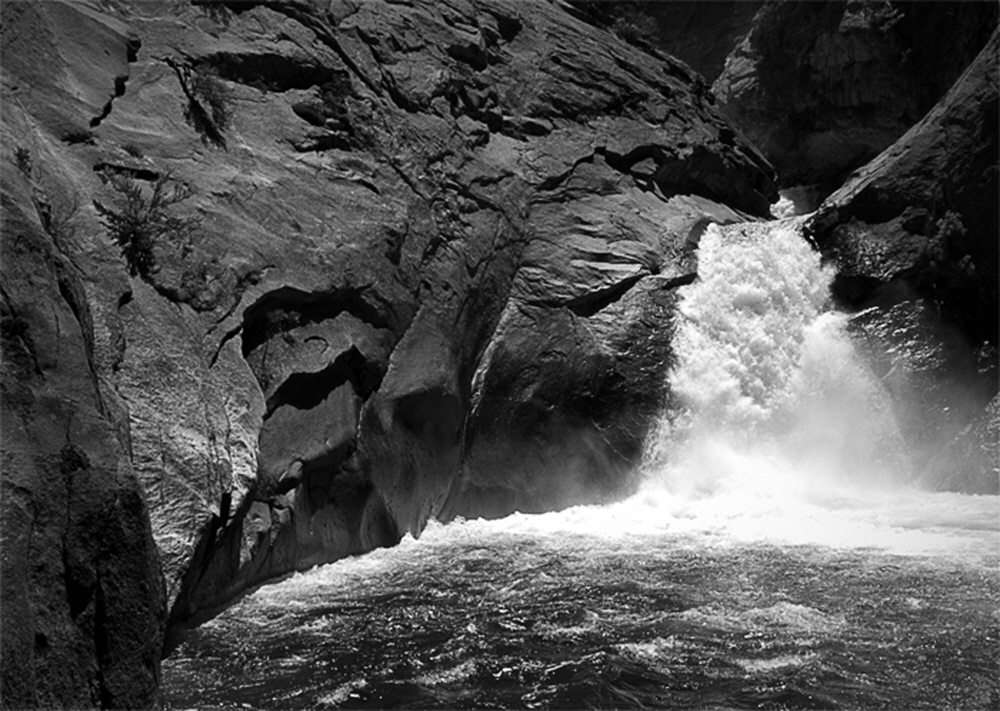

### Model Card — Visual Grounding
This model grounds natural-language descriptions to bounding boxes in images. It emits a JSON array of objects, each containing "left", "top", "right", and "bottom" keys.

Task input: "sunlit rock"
[
  {"left": 1, "top": 0, "right": 776, "bottom": 701},
  {"left": 807, "top": 29, "right": 999, "bottom": 493}
]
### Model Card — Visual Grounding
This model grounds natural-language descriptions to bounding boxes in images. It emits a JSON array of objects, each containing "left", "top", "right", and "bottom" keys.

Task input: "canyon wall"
[
  {"left": 807, "top": 29, "right": 999, "bottom": 493},
  {"left": 3, "top": 2, "right": 997, "bottom": 707},
  {"left": 574, "top": 1, "right": 996, "bottom": 199},
  {"left": 713, "top": 0, "right": 997, "bottom": 191},
  {"left": 1, "top": 0, "right": 774, "bottom": 704}
]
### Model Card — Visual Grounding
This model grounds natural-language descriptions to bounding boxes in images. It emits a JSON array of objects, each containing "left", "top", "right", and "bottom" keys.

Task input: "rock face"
[
  {"left": 1, "top": 4, "right": 166, "bottom": 708},
  {"left": 0, "top": 199, "right": 166, "bottom": 708},
  {"left": 806, "top": 29, "right": 999, "bottom": 492},
  {"left": 1, "top": 0, "right": 775, "bottom": 700},
  {"left": 568, "top": 1, "right": 762, "bottom": 84},
  {"left": 712, "top": 0, "right": 997, "bottom": 190}
]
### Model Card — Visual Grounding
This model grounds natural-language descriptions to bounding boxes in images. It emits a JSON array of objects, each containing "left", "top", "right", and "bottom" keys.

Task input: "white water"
[
  {"left": 164, "top": 218, "right": 998, "bottom": 710},
  {"left": 618, "top": 217, "right": 996, "bottom": 556},
  {"left": 274, "top": 217, "right": 998, "bottom": 569},
  {"left": 292, "top": 218, "right": 995, "bottom": 564},
  {"left": 447, "top": 217, "right": 996, "bottom": 561}
]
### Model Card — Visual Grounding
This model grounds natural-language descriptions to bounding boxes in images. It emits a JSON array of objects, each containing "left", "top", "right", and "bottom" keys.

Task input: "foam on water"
[
  {"left": 251, "top": 218, "right": 997, "bottom": 604},
  {"left": 248, "top": 485, "right": 996, "bottom": 613},
  {"left": 645, "top": 219, "right": 908, "bottom": 493},
  {"left": 615, "top": 217, "right": 997, "bottom": 555},
  {"left": 164, "top": 219, "right": 999, "bottom": 711},
  {"left": 734, "top": 654, "right": 818, "bottom": 673}
]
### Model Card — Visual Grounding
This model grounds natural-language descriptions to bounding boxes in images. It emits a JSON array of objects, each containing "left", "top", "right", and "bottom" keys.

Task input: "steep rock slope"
[
  {"left": 712, "top": 0, "right": 997, "bottom": 190},
  {"left": 0, "top": 191, "right": 166, "bottom": 709},
  {"left": 806, "top": 29, "right": 999, "bottom": 492},
  {"left": 1, "top": 3, "right": 166, "bottom": 708},
  {"left": 1, "top": 0, "right": 775, "bottom": 689},
  {"left": 568, "top": 0, "right": 763, "bottom": 84}
]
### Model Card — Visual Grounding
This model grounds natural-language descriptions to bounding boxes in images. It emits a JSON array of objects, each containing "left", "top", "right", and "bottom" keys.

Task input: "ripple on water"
[
  {"left": 315, "top": 678, "right": 367, "bottom": 708},
  {"left": 164, "top": 490, "right": 999, "bottom": 710},
  {"left": 413, "top": 659, "right": 477, "bottom": 687},
  {"left": 734, "top": 652, "right": 819, "bottom": 673}
]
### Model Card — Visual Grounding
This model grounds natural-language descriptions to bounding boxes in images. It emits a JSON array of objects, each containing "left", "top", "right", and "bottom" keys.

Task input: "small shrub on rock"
[
  {"left": 606, "top": 3, "right": 659, "bottom": 50},
  {"left": 612, "top": 16, "right": 657, "bottom": 48},
  {"left": 14, "top": 146, "right": 33, "bottom": 176},
  {"left": 191, "top": 71, "right": 231, "bottom": 132},
  {"left": 96, "top": 172, "right": 200, "bottom": 278},
  {"left": 122, "top": 142, "right": 144, "bottom": 159},
  {"left": 167, "top": 57, "right": 232, "bottom": 147},
  {"left": 194, "top": 0, "right": 235, "bottom": 25}
]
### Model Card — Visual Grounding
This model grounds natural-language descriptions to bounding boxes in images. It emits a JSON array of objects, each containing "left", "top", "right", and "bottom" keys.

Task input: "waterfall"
[
  {"left": 164, "top": 223, "right": 998, "bottom": 711},
  {"left": 643, "top": 218, "right": 909, "bottom": 501}
]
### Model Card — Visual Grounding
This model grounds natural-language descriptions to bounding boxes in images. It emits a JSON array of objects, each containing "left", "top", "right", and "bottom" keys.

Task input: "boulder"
[
  {"left": 443, "top": 191, "right": 745, "bottom": 518},
  {"left": 807, "top": 28, "right": 998, "bottom": 350},
  {"left": 1, "top": 0, "right": 776, "bottom": 691}
]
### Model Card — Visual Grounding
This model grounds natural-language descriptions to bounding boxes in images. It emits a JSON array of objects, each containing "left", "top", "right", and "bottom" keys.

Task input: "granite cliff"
[
  {"left": 806, "top": 28, "right": 999, "bottom": 493},
  {"left": 3, "top": 1, "right": 997, "bottom": 707},
  {"left": 2, "top": 0, "right": 774, "bottom": 705},
  {"left": 713, "top": 0, "right": 997, "bottom": 194},
  {"left": 573, "top": 0, "right": 997, "bottom": 205}
]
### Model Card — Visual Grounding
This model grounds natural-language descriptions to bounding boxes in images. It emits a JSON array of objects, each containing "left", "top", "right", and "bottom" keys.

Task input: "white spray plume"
[{"left": 644, "top": 220, "right": 909, "bottom": 501}]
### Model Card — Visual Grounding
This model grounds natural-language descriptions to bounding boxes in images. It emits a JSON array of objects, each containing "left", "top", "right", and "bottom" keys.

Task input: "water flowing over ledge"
[
  {"left": 164, "top": 217, "right": 998, "bottom": 709},
  {"left": 646, "top": 219, "right": 910, "bottom": 497}
]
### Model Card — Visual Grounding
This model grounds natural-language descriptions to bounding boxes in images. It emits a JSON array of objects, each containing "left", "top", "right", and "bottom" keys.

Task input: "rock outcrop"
[
  {"left": 2, "top": 4, "right": 166, "bottom": 708},
  {"left": 1, "top": 122, "right": 165, "bottom": 709},
  {"left": 568, "top": 0, "right": 762, "bottom": 85},
  {"left": 1, "top": 0, "right": 775, "bottom": 702},
  {"left": 712, "top": 0, "right": 997, "bottom": 191},
  {"left": 806, "top": 29, "right": 999, "bottom": 493}
]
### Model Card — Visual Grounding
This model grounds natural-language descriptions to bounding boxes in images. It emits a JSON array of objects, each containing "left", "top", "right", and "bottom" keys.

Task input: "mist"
[{"left": 640, "top": 219, "right": 995, "bottom": 512}]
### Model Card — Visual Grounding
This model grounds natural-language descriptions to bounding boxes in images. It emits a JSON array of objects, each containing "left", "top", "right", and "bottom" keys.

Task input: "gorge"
[
  {"left": 161, "top": 214, "right": 999, "bottom": 710},
  {"left": 1, "top": 1, "right": 997, "bottom": 708}
]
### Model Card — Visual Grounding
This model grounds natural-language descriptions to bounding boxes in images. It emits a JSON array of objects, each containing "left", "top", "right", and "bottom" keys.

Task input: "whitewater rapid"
[
  {"left": 255, "top": 214, "right": 997, "bottom": 576},
  {"left": 164, "top": 217, "right": 998, "bottom": 711}
]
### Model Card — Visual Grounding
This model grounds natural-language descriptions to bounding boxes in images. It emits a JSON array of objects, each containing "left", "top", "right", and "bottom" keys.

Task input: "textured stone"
[
  {"left": 808, "top": 29, "right": 999, "bottom": 493},
  {"left": 443, "top": 191, "right": 746, "bottom": 517},
  {"left": 568, "top": 1, "right": 762, "bottom": 83},
  {"left": 6, "top": 1, "right": 997, "bottom": 703},
  {"left": 712, "top": 0, "right": 997, "bottom": 189},
  {"left": 1, "top": 180, "right": 165, "bottom": 707},
  {"left": 1, "top": 0, "right": 777, "bottom": 692},
  {"left": 807, "top": 29, "right": 999, "bottom": 350}
]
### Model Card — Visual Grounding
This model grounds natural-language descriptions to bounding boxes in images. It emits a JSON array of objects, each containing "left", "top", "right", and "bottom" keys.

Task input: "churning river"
[{"left": 163, "top": 219, "right": 999, "bottom": 710}]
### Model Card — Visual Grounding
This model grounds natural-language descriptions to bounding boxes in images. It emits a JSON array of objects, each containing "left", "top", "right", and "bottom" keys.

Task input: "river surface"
[
  {"left": 163, "top": 219, "right": 999, "bottom": 709},
  {"left": 163, "top": 491, "right": 999, "bottom": 710}
]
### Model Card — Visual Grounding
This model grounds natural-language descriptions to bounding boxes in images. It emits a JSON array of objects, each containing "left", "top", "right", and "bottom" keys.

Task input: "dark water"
[{"left": 163, "top": 492, "right": 999, "bottom": 710}]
